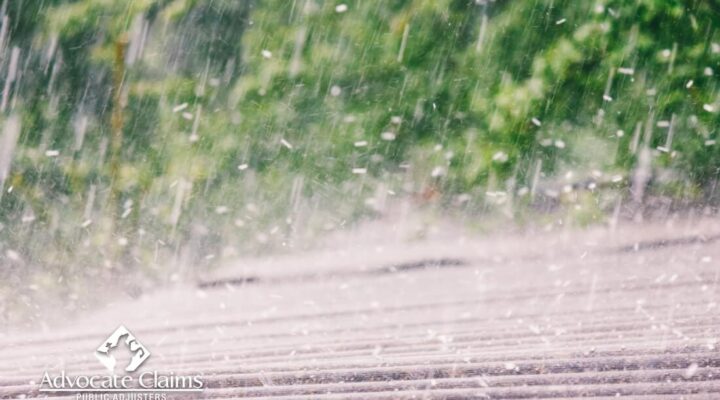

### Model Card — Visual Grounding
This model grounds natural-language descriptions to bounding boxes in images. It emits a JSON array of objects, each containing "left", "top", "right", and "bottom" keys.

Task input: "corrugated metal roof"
[{"left": 1, "top": 222, "right": 719, "bottom": 399}]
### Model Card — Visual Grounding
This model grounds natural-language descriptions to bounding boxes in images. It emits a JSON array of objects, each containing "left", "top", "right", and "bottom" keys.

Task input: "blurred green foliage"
[{"left": 1, "top": 0, "right": 720, "bottom": 318}]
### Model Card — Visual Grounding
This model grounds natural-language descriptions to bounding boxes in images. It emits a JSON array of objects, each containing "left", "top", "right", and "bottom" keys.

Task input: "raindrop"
[
  {"left": 380, "top": 132, "right": 396, "bottom": 141},
  {"left": 492, "top": 151, "right": 508, "bottom": 163},
  {"left": 173, "top": 103, "right": 188, "bottom": 113}
]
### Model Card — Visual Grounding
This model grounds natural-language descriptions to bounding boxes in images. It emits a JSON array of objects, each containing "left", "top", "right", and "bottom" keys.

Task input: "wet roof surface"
[{"left": 1, "top": 221, "right": 719, "bottom": 399}]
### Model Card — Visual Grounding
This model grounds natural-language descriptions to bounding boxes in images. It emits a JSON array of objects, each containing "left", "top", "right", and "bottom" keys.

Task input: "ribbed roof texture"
[{"left": 1, "top": 221, "right": 719, "bottom": 399}]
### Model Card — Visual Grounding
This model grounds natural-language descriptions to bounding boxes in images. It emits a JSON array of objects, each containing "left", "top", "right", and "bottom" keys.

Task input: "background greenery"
[{"left": 1, "top": 0, "right": 720, "bottom": 321}]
